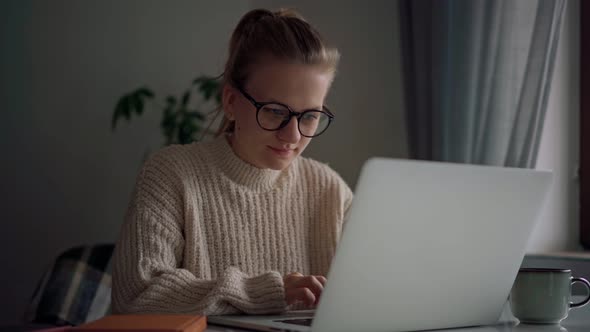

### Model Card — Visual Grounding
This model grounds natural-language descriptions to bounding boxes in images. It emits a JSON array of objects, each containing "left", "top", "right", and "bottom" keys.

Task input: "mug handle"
[{"left": 570, "top": 277, "right": 590, "bottom": 308}]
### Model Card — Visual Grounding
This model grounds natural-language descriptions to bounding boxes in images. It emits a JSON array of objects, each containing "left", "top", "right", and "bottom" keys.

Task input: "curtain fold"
[{"left": 400, "top": 0, "right": 566, "bottom": 168}]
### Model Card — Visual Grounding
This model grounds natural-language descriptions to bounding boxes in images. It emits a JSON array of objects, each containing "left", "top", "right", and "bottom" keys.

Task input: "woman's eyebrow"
[
  {"left": 300, "top": 106, "right": 324, "bottom": 112},
  {"left": 257, "top": 94, "right": 323, "bottom": 112},
  {"left": 271, "top": 100, "right": 324, "bottom": 113}
]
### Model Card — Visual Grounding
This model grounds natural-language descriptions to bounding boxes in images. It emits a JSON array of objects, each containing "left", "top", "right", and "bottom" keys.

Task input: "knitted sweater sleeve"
[{"left": 111, "top": 151, "right": 287, "bottom": 315}]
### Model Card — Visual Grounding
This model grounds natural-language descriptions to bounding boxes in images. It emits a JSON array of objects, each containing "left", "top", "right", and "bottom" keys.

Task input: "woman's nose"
[{"left": 277, "top": 116, "right": 301, "bottom": 143}]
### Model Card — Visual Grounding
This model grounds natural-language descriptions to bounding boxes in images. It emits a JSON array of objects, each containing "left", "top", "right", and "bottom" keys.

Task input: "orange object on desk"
[{"left": 71, "top": 315, "right": 207, "bottom": 332}]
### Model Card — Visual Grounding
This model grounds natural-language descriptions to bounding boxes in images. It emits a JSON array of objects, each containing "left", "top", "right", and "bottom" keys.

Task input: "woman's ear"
[{"left": 222, "top": 84, "right": 236, "bottom": 121}]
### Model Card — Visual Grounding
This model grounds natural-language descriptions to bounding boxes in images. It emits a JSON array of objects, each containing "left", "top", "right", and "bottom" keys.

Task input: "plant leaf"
[
  {"left": 132, "top": 93, "right": 144, "bottom": 116},
  {"left": 199, "top": 80, "right": 215, "bottom": 100},
  {"left": 112, "top": 86, "right": 154, "bottom": 130},
  {"left": 137, "top": 87, "right": 155, "bottom": 98},
  {"left": 192, "top": 76, "right": 213, "bottom": 86},
  {"left": 181, "top": 90, "right": 191, "bottom": 107},
  {"left": 112, "top": 96, "right": 127, "bottom": 130},
  {"left": 178, "top": 121, "right": 196, "bottom": 144},
  {"left": 193, "top": 75, "right": 222, "bottom": 102},
  {"left": 215, "top": 90, "right": 222, "bottom": 104},
  {"left": 122, "top": 96, "right": 132, "bottom": 120},
  {"left": 166, "top": 96, "right": 177, "bottom": 106}
]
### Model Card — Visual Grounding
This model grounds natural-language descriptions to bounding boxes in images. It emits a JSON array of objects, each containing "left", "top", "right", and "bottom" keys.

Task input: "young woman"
[{"left": 112, "top": 8, "right": 353, "bottom": 315}]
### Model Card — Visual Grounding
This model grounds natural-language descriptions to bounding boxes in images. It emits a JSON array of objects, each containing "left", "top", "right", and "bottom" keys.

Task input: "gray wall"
[{"left": 0, "top": 0, "right": 406, "bottom": 324}]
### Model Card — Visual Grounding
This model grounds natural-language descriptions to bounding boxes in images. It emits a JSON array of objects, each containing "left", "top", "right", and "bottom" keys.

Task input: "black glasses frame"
[{"left": 236, "top": 86, "right": 334, "bottom": 138}]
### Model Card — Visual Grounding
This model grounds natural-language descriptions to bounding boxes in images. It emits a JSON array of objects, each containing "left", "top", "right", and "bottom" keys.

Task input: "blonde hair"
[{"left": 214, "top": 8, "right": 340, "bottom": 136}]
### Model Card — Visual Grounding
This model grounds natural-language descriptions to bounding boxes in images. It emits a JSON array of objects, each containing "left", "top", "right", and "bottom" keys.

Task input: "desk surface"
[{"left": 205, "top": 296, "right": 590, "bottom": 332}]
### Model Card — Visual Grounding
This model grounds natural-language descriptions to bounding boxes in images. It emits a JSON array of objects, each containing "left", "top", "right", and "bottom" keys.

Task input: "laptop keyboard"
[{"left": 275, "top": 318, "right": 314, "bottom": 326}]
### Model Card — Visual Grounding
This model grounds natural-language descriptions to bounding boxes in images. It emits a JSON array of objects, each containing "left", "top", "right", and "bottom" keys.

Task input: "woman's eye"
[
  {"left": 302, "top": 113, "right": 318, "bottom": 121},
  {"left": 261, "top": 107, "right": 286, "bottom": 116}
]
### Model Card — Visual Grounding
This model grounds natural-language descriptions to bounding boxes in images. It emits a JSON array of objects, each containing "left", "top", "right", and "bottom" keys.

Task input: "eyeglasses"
[{"left": 236, "top": 86, "right": 334, "bottom": 138}]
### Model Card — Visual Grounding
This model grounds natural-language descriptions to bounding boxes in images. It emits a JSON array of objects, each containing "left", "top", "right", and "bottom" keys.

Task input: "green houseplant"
[{"left": 111, "top": 75, "right": 223, "bottom": 145}]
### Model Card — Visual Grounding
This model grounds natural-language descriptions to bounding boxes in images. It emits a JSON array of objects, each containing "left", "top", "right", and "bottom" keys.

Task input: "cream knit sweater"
[{"left": 112, "top": 135, "right": 353, "bottom": 315}]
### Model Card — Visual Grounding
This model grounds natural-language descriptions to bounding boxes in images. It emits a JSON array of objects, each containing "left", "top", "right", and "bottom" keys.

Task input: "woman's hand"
[{"left": 283, "top": 272, "right": 327, "bottom": 307}]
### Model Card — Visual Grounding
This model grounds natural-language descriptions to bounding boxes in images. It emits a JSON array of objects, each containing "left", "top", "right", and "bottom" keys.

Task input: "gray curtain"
[{"left": 400, "top": 0, "right": 566, "bottom": 168}]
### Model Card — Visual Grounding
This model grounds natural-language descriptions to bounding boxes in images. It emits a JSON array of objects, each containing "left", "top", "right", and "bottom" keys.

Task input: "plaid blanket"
[{"left": 25, "top": 244, "right": 114, "bottom": 326}]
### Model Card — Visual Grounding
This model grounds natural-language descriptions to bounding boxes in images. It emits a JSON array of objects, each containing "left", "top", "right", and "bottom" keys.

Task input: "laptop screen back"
[{"left": 312, "top": 158, "right": 552, "bottom": 332}]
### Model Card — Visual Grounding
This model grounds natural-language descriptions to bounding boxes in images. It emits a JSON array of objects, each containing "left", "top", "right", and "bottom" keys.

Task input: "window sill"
[{"left": 525, "top": 251, "right": 590, "bottom": 261}]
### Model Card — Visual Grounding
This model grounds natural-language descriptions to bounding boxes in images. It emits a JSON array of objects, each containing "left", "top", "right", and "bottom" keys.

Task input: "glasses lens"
[
  {"left": 299, "top": 110, "right": 331, "bottom": 137},
  {"left": 258, "top": 103, "right": 290, "bottom": 130}
]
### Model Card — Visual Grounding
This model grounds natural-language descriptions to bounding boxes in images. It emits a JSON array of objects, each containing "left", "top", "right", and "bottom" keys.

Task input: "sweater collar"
[{"left": 209, "top": 135, "right": 289, "bottom": 192}]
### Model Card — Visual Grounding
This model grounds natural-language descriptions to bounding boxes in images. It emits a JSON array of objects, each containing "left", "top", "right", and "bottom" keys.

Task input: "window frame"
[{"left": 581, "top": 0, "right": 589, "bottom": 249}]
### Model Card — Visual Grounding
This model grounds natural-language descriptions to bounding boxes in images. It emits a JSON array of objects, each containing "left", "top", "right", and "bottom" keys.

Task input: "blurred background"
[{"left": 0, "top": 0, "right": 580, "bottom": 325}]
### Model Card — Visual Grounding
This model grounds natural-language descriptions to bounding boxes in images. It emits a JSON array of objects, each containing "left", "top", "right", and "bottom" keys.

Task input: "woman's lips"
[{"left": 268, "top": 146, "right": 293, "bottom": 157}]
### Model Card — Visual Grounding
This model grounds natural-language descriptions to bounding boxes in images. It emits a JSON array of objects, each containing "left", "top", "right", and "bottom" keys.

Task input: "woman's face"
[{"left": 223, "top": 60, "right": 333, "bottom": 170}]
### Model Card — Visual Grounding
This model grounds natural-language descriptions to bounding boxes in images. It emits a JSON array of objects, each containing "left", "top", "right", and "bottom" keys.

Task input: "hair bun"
[
  {"left": 273, "top": 8, "right": 307, "bottom": 21},
  {"left": 237, "top": 9, "right": 273, "bottom": 29}
]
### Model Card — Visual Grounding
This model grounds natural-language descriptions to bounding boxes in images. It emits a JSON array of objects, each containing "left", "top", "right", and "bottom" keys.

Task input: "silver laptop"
[{"left": 208, "top": 157, "right": 552, "bottom": 332}]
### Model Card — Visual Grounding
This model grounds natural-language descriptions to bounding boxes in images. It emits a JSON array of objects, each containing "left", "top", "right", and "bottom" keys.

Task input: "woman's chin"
[{"left": 263, "top": 157, "right": 294, "bottom": 171}]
